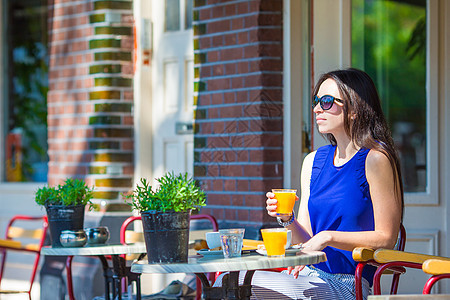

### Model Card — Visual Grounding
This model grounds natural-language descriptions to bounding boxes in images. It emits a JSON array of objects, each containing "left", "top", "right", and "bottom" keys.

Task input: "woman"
[{"left": 218, "top": 68, "right": 404, "bottom": 299}]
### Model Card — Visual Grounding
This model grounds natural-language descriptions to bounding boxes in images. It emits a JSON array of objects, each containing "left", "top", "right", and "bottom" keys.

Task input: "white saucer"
[
  {"left": 197, "top": 249, "right": 223, "bottom": 256},
  {"left": 256, "top": 248, "right": 302, "bottom": 256}
]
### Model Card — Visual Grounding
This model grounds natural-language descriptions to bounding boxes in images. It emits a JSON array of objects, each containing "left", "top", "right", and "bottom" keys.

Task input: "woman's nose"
[{"left": 313, "top": 103, "right": 323, "bottom": 113}]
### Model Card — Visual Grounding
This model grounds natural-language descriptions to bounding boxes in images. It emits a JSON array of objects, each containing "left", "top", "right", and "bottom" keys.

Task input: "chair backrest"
[
  {"left": 188, "top": 214, "right": 219, "bottom": 243},
  {"left": 396, "top": 223, "right": 406, "bottom": 251},
  {"left": 0, "top": 215, "right": 48, "bottom": 296},
  {"left": 4, "top": 215, "right": 48, "bottom": 252},
  {"left": 120, "top": 214, "right": 219, "bottom": 245},
  {"left": 120, "top": 216, "right": 144, "bottom": 245}
]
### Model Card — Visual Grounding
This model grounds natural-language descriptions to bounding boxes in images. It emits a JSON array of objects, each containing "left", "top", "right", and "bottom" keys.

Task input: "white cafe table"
[
  {"left": 131, "top": 250, "right": 327, "bottom": 300},
  {"left": 42, "top": 244, "right": 147, "bottom": 300}
]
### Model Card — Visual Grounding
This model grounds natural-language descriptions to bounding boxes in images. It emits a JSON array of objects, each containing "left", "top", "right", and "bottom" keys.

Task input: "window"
[
  {"left": 352, "top": 0, "right": 427, "bottom": 193},
  {"left": 165, "top": 0, "right": 193, "bottom": 32},
  {"left": 3, "top": 0, "right": 48, "bottom": 182}
]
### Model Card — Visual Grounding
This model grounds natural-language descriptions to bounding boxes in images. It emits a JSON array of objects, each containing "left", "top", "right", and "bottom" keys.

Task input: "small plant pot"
[
  {"left": 46, "top": 204, "right": 85, "bottom": 248},
  {"left": 141, "top": 210, "right": 190, "bottom": 264}
]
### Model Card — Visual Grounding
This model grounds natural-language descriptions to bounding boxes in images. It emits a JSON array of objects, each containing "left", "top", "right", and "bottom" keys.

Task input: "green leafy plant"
[
  {"left": 35, "top": 178, "right": 94, "bottom": 207},
  {"left": 125, "top": 172, "right": 206, "bottom": 212}
]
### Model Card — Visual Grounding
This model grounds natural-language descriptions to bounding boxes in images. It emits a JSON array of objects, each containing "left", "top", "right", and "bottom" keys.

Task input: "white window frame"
[{"left": 406, "top": 0, "right": 439, "bottom": 206}]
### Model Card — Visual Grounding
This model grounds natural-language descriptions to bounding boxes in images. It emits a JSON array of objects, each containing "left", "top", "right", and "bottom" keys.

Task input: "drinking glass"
[
  {"left": 219, "top": 229, "right": 245, "bottom": 258},
  {"left": 272, "top": 189, "right": 297, "bottom": 216},
  {"left": 261, "top": 228, "right": 288, "bottom": 257}
]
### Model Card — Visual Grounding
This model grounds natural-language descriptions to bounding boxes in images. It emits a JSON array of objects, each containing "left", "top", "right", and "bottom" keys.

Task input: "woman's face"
[{"left": 313, "top": 78, "right": 346, "bottom": 135}]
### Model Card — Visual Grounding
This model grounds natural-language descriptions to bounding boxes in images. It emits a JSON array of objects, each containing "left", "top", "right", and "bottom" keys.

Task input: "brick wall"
[
  {"left": 47, "top": 0, "right": 134, "bottom": 211},
  {"left": 193, "top": 0, "right": 284, "bottom": 237}
]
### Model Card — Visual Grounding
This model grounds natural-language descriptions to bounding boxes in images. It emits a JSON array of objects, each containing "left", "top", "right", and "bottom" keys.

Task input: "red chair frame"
[
  {"left": 354, "top": 223, "right": 406, "bottom": 300},
  {"left": 0, "top": 215, "right": 48, "bottom": 299},
  {"left": 423, "top": 274, "right": 450, "bottom": 294},
  {"left": 371, "top": 260, "right": 421, "bottom": 295}
]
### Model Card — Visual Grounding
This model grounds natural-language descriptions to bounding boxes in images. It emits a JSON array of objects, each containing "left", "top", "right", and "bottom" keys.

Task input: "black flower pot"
[
  {"left": 141, "top": 210, "right": 191, "bottom": 264},
  {"left": 45, "top": 204, "right": 85, "bottom": 248}
]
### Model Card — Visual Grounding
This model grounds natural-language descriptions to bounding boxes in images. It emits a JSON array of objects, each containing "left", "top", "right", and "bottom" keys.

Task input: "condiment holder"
[
  {"left": 85, "top": 227, "right": 110, "bottom": 245},
  {"left": 60, "top": 230, "right": 87, "bottom": 247}
]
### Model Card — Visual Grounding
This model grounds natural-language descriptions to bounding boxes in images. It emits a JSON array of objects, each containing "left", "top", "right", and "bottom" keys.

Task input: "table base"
[
  {"left": 195, "top": 270, "right": 255, "bottom": 300},
  {"left": 66, "top": 255, "right": 142, "bottom": 300}
]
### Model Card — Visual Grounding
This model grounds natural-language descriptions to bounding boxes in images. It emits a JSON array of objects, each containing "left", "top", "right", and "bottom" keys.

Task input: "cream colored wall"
[
  {"left": 134, "top": 0, "right": 154, "bottom": 182},
  {"left": 283, "top": 0, "right": 304, "bottom": 192}
]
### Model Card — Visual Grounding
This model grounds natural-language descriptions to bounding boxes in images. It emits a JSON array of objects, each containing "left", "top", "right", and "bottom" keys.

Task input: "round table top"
[{"left": 131, "top": 250, "right": 326, "bottom": 274}]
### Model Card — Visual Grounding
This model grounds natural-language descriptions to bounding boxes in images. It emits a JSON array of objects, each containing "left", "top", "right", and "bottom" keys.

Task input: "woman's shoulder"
[
  {"left": 304, "top": 150, "right": 317, "bottom": 162},
  {"left": 366, "top": 148, "right": 392, "bottom": 174},
  {"left": 301, "top": 151, "right": 316, "bottom": 174}
]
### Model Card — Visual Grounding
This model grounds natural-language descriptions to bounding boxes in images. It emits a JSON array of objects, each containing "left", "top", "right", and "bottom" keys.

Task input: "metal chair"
[
  {"left": 119, "top": 215, "right": 145, "bottom": 300},
  {"left": 370, "top": 249, "right": 450, "bottom": 295},
  {"left": 120, "top": 213, "right": 219, "bottom": 300},
  {"left": 0, "top": 215, "right": 48, "bottom": 299},
  {"left": 353, "top": 223, "right": 407, "bottom": 300},
  {"left": 422, "top": 258, "right": 450, "bottom": 294}
]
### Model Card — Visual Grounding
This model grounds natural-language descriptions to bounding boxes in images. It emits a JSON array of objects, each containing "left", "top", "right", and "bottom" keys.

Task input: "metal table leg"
[
  {"left": 112, "top": 255, "right": 127, "bottom": 300},
  {"left": 195, "top": 270, "right": 254, "bottom": 300},
  {"left": 97, "top": 255, "right": 113, "bottom": 300}
]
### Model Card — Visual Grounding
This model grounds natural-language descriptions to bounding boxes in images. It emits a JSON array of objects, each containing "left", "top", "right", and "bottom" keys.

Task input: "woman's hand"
[
  {"left": 302, "top": 231, "right": 332, "bottom": 251},
  {"left": 265, "top": 191, "right": 299, "bottom": 219},
  {"left": 287, "top": 265, "right": 305, "bottom": 279},
  {"left": 265, "top": 192, "right": 278, "bottom": 217}
]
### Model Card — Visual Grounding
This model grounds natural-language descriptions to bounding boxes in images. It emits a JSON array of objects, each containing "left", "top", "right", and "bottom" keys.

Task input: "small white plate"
[{"left": 256, "top": 248, "right": 302, "bottom": 256}]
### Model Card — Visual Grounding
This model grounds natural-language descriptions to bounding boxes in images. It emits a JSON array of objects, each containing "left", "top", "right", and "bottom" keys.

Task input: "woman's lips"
[{"left": 316, "top": 117, "right": 326, "bottom": 124}]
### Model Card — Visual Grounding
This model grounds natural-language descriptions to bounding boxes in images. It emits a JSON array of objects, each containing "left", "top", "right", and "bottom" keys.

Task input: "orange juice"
[
  {"left": 272, "top": 189, "right": 297, "bottom": 216},
  {"left": 261, "top": 228, "right": 287, "bottom": 257}
]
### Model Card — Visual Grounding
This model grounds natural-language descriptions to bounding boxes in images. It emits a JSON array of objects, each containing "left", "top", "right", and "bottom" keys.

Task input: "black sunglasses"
[{"left": 312, "top": 95, "right": 344, "bottom": 110}]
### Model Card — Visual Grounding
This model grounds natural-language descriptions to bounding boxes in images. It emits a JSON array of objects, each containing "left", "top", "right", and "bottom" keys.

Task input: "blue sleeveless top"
[{"left": 308, "top": 145, "right": 376, "bottom": 285}]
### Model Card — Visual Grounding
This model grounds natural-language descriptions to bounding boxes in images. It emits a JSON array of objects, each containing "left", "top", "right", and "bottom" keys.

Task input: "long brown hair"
[{"left": 313, "top": 68, "right": 404, "bottom": 217}]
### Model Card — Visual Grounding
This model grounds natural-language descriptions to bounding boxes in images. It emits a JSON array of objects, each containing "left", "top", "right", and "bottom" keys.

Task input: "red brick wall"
[
  {"left": 47, "top": 0, "right": 134, "bottom": 210},
  {"left": 193, "top": 0, "right": 284, "bottom": 237}
]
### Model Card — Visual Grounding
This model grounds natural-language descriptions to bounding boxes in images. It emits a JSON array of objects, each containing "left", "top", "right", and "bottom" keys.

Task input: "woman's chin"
[{"left": 317, "top": 127, "right": 329, "bottom": 134}]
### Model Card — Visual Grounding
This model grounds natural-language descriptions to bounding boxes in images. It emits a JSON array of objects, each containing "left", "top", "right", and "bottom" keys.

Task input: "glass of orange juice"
[
  {"left": 261, "top": 228, "right": 288, "bottom": 257},
  {"left": 272, "top": 189, "right": 297, "bottom": 216}
]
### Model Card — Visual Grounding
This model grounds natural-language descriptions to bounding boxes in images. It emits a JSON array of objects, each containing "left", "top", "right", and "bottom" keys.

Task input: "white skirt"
[{"left": 214, "top": 265, "right": 371, "bottom": 300}]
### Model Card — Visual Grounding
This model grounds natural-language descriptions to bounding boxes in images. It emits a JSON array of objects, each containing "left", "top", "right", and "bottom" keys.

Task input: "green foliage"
[
  {"left": 35, "top": 178, "right": 94, "bottom": 207},
  {"left": 35, "top": 185, "right": 59, "bottom": 206},
  {"left": 351, "top": 0, "right": 427, "bottom": 131},
  {"left": 125, "top": 172, "right": 206, "bottom": 213}
]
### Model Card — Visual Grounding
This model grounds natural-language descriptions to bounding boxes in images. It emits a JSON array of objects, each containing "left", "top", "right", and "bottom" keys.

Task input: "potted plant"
[
  {"left": 125, "top": 172, "right": 206, "bottom": 263},
  {"left": 35, "top": 178, "right": 94, "bottom": 247}
]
